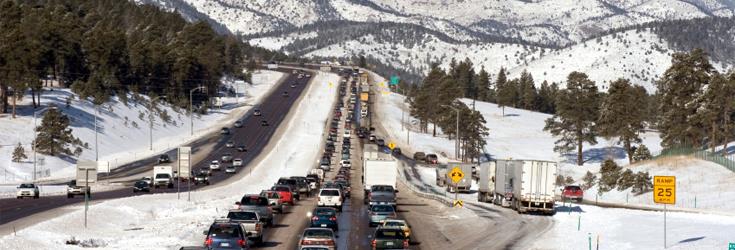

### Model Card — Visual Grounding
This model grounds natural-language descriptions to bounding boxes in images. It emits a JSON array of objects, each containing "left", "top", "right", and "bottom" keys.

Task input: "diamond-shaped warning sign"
[{"left": 449, "top": 166, "right": 464, "bottom": 184}]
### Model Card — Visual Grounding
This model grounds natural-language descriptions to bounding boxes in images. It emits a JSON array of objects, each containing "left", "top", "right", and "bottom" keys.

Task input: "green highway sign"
[
  {"left": 390, "top": 76, "right": 400, "bottom": 85},
  {"left": 729, "top": 242, "right": 735, "bottom": 250}
]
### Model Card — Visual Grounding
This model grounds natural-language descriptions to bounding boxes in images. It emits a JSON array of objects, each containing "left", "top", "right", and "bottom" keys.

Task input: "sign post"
[
  {"left": 449, "top": 166, "right": 464, "bottom": 207},
  {"left": 179, "top": 147, "right": 192, "bottom": 201},
  {"left": 653, "top": 176, "right": 676, "bottom": 248},
  {"left": 77, "top": 160, "right": 98, "bottom": 229}
]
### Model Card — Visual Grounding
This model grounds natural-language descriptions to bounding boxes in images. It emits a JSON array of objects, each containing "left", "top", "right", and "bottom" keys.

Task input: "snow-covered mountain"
[{"left": 141, "top": 0, "right": 735, "bottom": 90}]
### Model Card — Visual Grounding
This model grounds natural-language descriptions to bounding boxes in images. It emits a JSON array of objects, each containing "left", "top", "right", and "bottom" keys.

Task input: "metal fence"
[{"left": 654, "top": 146, "right": 735, "bottom": 173}]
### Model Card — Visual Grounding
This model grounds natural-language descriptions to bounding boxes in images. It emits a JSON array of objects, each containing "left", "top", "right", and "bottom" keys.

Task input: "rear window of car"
[
  {"left": 240, "top": 196, "right": 268, "bottom": 206},
  {"left": 372, "top": 186, "right": 394, "bottom": 192},
  {"left": 19, "top": 184, "right": 35, "bottom": 188},
  {"left": 565, "top": 186, "right": 581, "bottom": 191},
  {"left": 383, "top": 221, "right": 405, "bottom": 227},
  {"left": 314, "top": 208, "right": 336, "bottom": 216},
  {"left": 426, "top": 154, "right": 438, "bottom": 159},
  {"left": 209, "top": 224, "right": 240, "bottom": 237},
  {"left": 320, "top": 189, "right": 340, "bottom": 196},
  {"left": 303, "top": 229, "right": 333, "bottom": 238},
  {"left": 260, "top": 191, "right": 279, "bottom": 199},
  {"left": 227, "top": 211, "right": 258, "bottom": 221},
  {"left": 371, "top": 205, "right": 395, "bottom": 212},
  {"left": 376, "top": 229, "right": 406, "bottom": 239},
  {"left": 155, "top": 174, "right": 170, "bottom": 179}
]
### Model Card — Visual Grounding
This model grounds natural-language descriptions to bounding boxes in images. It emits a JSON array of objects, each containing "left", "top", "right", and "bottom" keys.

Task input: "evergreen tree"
[
  {"left": 719, "top": 72, "right": 735, "bottom": 155},
  {"left": 633, "top": 144, "right": 653, "bottom": 162},
  {"left": 544, "top": 72, "right": 600, "bottom": 166},
  {"left": 597, "top": 78, "right": 648, "bottom": 163},
  {"left": 34, "top": 108, "right": 85, "bottom": 156},
  {"left": 494, "top": 68, "right": 513, "bottom": 116},
  {"left": 656, "top": 48, "right": 714, "bottom": 148},
  {"left": 476, "top": 67, "right": 493, "bottom": 102},
  {"left": 518, "top": 70, "right": 538, "bottom": 110},
  {"left": 359, "top": 54, "right": 367, "bottom": 68},
  {"left": 12, "top": 142, "right": 26, "bottom": 162},
  {"left": 537, "top": 80, "right": 556, "bottom": 114},
  {"left": 598, "top": 159, "right": 621, "bottom": 193}
]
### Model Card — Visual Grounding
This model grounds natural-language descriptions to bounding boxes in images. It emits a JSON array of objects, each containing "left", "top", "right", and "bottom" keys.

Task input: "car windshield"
[
  {"left": 303, "top": 229, "right": 333, "bottom": 238},
  {"left": 227, "top": 211, "right": 258, "bottom": 221},
  {"left": 320, "top": 190, "right": 340, "bottom": 196},
  {"left": 376, "top": 229, "right": 406, "bottom": 239},
  {"left": 240, "top": 196, "right": 268, "bottom": 206},
  {"left": 209, "top": 224, "right": 240, "bottom": 238},
  {"left": 155, "top": 174, "right": 170, "bottom": 179},
  {"left": 371, "top": 205, "right": 395, "bottom": 212},
  {"left": 19, "top": 184, "right": 34, "bottom": 188},
  {"left": 134, "top": 181, "right": 147, "bottom": 186}
]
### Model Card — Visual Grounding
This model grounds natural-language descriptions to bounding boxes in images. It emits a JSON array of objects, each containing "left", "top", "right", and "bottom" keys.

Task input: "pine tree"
[
  {"left": 657, "top": 48, "right": 714, "bottom": 148},
  {"left": 598, "top": 159, "right": 621, "bottom": 193},
  {"left": 12, "top": 142, "right": 26, "bottom": 162},
  {"left": 477, "top": 67, "right": 493, "bottom": 102},
  {"left": 537, "top": 80, "right": 556, "bottom": 114},
  {"left": 494, "top": 68, "right": 512, "bottom": 116},
  {"left": 544, "top": 72, "right": 600, "bottom": 165},
  {"left": 597, "top": 78, "right": 648, "bottom": 163},
  {"left": 582, "top": 171, "right": 597, "bottom": 190},
  {"left": 518, "top": 70, "right": 538, "bottom": 110},
  {"left": 34, "top": 108, "right": 85, "bottom": 156},
  {"left": 632, "top": 144, "right": 652, "bottom": 162}
]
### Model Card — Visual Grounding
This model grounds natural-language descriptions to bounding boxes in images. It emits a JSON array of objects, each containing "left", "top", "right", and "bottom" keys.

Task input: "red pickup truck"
[{"left": 562, "top": 185, "right": 584, "bottom": 202}]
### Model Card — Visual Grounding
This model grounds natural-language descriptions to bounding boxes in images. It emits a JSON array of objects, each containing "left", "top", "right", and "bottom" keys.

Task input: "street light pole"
[
  {"left": 148, "top": 96, "right": 165, "bottom": 151},
  {"left": 189, "top": 86, "right": 207, "bottom": 136}
]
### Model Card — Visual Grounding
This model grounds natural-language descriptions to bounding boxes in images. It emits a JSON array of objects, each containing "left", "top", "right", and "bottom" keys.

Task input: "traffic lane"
[{"left": 0, "top": 71, "right": 306, "bottom": 226}]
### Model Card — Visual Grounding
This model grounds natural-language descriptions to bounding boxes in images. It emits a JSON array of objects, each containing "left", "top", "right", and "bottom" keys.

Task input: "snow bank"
[
  {"left": 0, "top": 71, "right": 339, "bottom": 248},
  {"left": 0, "top": 71, "right": 284, "bottom": 185}
]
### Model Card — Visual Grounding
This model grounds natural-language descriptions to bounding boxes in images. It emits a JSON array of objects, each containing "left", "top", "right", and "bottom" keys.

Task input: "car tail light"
[
  {"left": 329, "top": 216, "right": 337, "bottom": 221},
  {"left": 325, "top": 239, "right": 335, "bottom": 246},
  {"left": 301, "top": 239, "right": 311, "bottom": 245},
  {"left": 403, "top": 239, "right": 409, "bottom": 248},
  {"left": 238, "top": 239, "right": 246, "bottom": 247},
  {"left": 371, "top": 239, "right": 377, "bottom": 247},
  {"left": 312, "top": 216, "right": 319, "bottom": 221},
  {"left": 256, "top": 223, "right": 262, "bottom": 231},
  {"left": 204, "top": 237, "right": 212, "bottom": 246}
]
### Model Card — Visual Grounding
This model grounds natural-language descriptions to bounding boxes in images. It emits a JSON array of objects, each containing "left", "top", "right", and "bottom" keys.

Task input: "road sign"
[
  {"left": 390, "top": 76, "right": 400, "bottom": 85},
  {"left": 449, "top": 166, "right": 464, "bottom": 184},
  {"left": 453, "top": 199, "right": 463, "bottom": 208},
  {"left": 729, "top": 243, "right": 735, "bottom": 250},
  {"left": 653, "top": 176, "right": 676, "bottom": 204},
  {"left": 97, "top": 161, "right": 110, "bottom": 173},
  {"left": 387, "top": 142, "right": 396, "bottom": 150}
]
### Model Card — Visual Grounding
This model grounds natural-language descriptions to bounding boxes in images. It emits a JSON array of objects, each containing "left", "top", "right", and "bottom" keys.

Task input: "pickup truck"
[
  {"left": 562, "top": 185, "right": 584, "bottom": 202},
  {"left": 67, "top": 180, "right": 90, "bottom": 198},
  {"left": 16, "top": 183, "right": 39, "bottom": 199},
  {"left": 366, "top": 185, "right": 397, "bottom": 207},
  {"left": 238, "top": 195, "right": 274, "bottom": 226},
  {"left": 227, "top": 209, "right": 264, "bottom": 246},
  {"left": 259, "top": 190, "right": 284, "bottom": 214}
]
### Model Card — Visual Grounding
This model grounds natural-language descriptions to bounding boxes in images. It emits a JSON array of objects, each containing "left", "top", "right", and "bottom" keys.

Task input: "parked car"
[
  {"left": 317, "top": 188, "right": 343, "bottom": 212},
  {"left": 368, "top": 204, "right": 397, "bottom": 227},
  {"left": 193, "top": 172, "right": 210, "bottom": 185},
  {"left": 132, "top": 180, "right": 150, "bottom": 193},
  {"left": 226, "top": 210, "right": 263, "bottom": 246},
  {"left": 259, "top": 190, "right": 284, "bottom": 213},
  {"left": 371, "top": 226, "right": 409, "bottom": 249},
  {"left": 298, "top": 228, "right": 337, "bottom": 250},
  {"left": 157, "top": 154, "right": 171, "bottom": 164},
  {"left": 562, "top": 185, "right": 584, "bottom": 202},
  {"left": 271, "top": 185, "right": 295, "bottom": 205},
  {"left": 16, "top": 183, "right": 39, "bottom": 199},
  {"left": 203, "top": 219, "right": 250, "bottom": 250},
  {"left": 308, "top": 207, "right": 339, "bottom": 231}
]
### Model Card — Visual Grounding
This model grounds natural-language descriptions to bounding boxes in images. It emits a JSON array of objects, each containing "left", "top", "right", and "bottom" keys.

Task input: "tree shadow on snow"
[{"left": 554, "top": 204, "right": 585, "bottom": 213}]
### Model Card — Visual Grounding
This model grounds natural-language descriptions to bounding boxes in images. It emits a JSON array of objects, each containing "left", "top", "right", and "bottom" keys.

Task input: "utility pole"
[
  {"left": 189, "top": 86, "right": 207, "bottom": 136},
  {"left": 148, "top": 96, "right": 165, "bottom": 150}
]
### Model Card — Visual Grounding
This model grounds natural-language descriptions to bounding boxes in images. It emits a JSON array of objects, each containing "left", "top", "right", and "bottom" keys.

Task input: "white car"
[
  {"left": 319, "top": 163, "right": 331, "bottom": 172},
  {"left": 340, "top": 160, "right": 351, "bottom": 169},
  {"left": 318, "top": 188, "right": 343, "bottom": 212},
  {"left": 343, "top": 130, "right": 351, "bottom": 138},
  {"left": 233, "top": 158, "right": 243, "bottom": 167},
  {"left": 16, "top": 183, "right": 39, "bottom": 199},
  {"left": 209, "top": 160, "right": 221, "bottom": 170},
  {"left": 225, "top": 165, "right": 236, "bottom": 174}
]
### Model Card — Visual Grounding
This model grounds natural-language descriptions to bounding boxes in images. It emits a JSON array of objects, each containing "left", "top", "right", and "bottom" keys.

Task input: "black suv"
[{"left": 157, "top": 154, "right": 170, "bottom": 164}]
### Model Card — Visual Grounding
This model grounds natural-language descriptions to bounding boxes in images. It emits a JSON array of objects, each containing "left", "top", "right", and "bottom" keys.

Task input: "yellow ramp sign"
[
  {"left": 449, "top": 166, "right": 464, "bottom": 184},
  {"left": 653, "top": 176, "right": 676, "bottom": 204}
]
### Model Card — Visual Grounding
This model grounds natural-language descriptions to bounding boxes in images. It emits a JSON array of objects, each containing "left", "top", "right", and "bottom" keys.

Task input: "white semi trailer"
[{"left": 494, "top": 160, "right": 557, "bottom": 214}]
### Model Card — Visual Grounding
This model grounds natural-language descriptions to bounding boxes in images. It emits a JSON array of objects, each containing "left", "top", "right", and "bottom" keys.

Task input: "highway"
[{"left": 0, "top": 68, "right": 314, "bottom": 227}]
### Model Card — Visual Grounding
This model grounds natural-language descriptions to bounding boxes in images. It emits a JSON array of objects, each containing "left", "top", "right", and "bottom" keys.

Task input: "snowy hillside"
[{"left": 0, "top": 71, "right": 284, "bottom": 184}]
